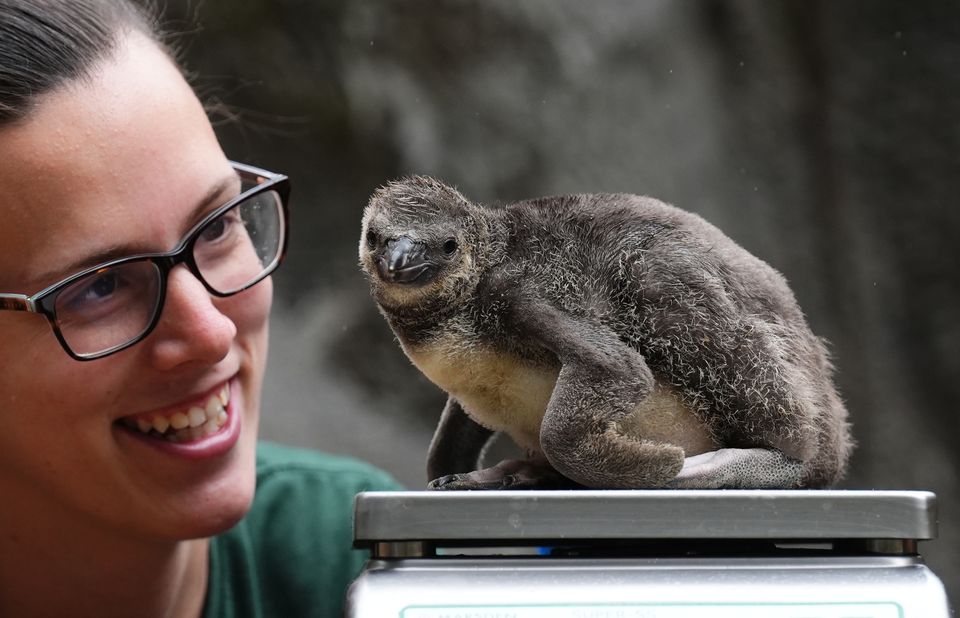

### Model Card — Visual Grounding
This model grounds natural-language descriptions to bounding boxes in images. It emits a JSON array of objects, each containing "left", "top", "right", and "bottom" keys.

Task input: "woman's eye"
[
  {"left": 58, "top": 270, "right": 125, "bottom": 314},
  {"left": 200, "top": 217, "right": 230, "bottom": 243},
  {"left": 54, "top": 261, "right": 159, "bottom": 328},
  {"left": 87, "top": 273, "right": 117, "bottom": 298},
  {"left": 199, "top": 207, "right": 246, "bottom": 245},
  {"left": 71, "top": 271, "right": 119, "bottom": 304}
]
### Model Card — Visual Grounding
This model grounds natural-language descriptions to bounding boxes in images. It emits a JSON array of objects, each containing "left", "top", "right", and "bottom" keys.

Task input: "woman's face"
[{"left": 0, "top": 34, "right": 271, "bottom": 541}]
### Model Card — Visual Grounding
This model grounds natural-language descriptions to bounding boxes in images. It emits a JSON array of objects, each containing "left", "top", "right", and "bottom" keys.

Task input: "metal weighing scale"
[{"left": 347, "top": 490, "right": 950, "bottom": 617}]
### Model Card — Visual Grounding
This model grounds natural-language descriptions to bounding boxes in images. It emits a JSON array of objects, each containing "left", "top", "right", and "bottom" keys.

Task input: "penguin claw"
[
  {"left": 428, "top": 459, "right": 581, "bottom": 490},
  {"left": 427, "top": 472, "right": 506, "bottom": 490}
]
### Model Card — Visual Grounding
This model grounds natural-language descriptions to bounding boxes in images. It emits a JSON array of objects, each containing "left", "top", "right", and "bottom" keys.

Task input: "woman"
[{"left": 0, "top": 1, "right": 399, "bottom": 616}]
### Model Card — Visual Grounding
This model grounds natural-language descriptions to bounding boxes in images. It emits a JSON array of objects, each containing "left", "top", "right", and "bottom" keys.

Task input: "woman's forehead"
[{"left": 0, "top": 32, "right": 230, "bottom": 291}]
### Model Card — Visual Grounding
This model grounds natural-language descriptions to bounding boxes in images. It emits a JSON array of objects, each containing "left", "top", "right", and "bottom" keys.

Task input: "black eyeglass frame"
[{"left": 0, "top": 161, "right": 290, "bottom": 361}]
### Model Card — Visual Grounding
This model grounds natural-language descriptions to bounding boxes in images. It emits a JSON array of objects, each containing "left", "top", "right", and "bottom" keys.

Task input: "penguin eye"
[
  {"left": 365, "top": 230, "right": 378, "bottom": 249},
  {"left": 442, "top": 238, "right": 458, "bottom": 255}
]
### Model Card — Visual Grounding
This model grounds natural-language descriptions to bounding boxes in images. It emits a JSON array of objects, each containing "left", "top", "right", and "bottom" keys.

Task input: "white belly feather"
[{"left": 403, "top": 336, "right": 716, "bottom": 456}]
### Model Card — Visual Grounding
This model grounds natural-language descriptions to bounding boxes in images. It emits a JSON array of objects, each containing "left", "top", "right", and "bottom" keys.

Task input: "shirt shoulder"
[
  {"left": 253, "top": 440, "right": 401, "bottom": 499},
  {"left": 204, "top": 442, "right": 403, "bottom": 618}
]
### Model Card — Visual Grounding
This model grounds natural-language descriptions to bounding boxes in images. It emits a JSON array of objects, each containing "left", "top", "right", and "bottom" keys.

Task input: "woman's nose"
[{"left": 146, "top": 264, "right": 236, "bottom": 370}]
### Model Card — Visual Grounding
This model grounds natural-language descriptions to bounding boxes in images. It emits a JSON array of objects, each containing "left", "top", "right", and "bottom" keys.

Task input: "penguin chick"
[{"left": 358, "top": 176, "right": 853, "bottom": 490}]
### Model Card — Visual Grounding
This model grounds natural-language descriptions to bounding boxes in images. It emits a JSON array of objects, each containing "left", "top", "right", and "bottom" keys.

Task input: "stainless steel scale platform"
[{"left": 346, "top": 490, "right": 950, "bottom": 617}]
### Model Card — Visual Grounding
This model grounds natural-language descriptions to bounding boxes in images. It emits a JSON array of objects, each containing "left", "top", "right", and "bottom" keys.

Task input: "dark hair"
[{"left": 0, "top": 0, "right": 160, "bottom": 124}]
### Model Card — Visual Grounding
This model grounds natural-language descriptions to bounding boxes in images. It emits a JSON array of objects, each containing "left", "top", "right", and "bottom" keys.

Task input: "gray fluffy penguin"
[{"left": 359, "top": 177, "right": 853, "bottom": 490}]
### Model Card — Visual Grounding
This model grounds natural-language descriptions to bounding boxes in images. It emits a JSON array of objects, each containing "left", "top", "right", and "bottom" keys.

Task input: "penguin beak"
[{"left": 375, "top": 236, "right": 435, "bottom": 284}]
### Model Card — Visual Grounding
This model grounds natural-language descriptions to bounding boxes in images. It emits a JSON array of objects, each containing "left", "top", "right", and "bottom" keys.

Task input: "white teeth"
[
  {"left": 188, "top": 406, "right": 206, "bottom": 428},
  {"left": 152, "top": 416, "right": 170, "bottom": 433},
  {"left": 124, "top": 383, "right": 231, "bottom": 442},
  {"left": 202, "top": 418, "right": 219, "bottom": 436},
  {"left": 205, "top": 394, "right": 222, "bottom": 420}
]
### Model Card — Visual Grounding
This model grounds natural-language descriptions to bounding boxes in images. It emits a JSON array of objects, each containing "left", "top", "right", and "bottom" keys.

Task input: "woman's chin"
[
  {"left": 137, "top": 446, "right": 259, "bottom": 541},
  {"left": 162, "top": 481, "right": 256, "bottom": 541},
  {"left": 180, "top": 506, "right": 252, "bottom": 540}
]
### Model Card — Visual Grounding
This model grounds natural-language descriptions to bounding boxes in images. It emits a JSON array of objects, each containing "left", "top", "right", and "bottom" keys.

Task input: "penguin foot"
[
  {"left": 428, "top": 458, "right": 580, "bottom": 490},
  {"left": 667, "top": 447, "right": 804, "bottom": 489}
]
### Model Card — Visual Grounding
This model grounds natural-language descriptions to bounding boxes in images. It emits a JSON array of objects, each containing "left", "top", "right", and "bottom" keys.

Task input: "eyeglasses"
[{"left": 0, "top": 161, "right": 289, "bottom": 361}]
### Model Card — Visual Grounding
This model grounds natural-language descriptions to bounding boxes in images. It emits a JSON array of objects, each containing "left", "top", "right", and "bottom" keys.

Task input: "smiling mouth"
[{"left": 118, "top": 384, "right": 230, "bottom": 443}]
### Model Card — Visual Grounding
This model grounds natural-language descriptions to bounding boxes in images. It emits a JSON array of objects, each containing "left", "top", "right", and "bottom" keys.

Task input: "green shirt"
[{"left": 202, "top": 442, "right": 403, "bottom": 618}]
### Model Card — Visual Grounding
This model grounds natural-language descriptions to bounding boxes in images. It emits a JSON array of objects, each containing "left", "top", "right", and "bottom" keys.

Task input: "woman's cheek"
[{"left": 222, "top": 278, "right": 273, "bottom": 340}]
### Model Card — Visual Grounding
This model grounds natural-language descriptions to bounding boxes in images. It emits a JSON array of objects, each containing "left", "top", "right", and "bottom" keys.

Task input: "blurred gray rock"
[{"left": 164, "top": 0, "right": 960, "bottom": 599}]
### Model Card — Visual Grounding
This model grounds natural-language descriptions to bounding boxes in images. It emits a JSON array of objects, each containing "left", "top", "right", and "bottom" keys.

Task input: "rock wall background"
[{"left": 160, "top": 0, "right": 959, "bottom": 600}]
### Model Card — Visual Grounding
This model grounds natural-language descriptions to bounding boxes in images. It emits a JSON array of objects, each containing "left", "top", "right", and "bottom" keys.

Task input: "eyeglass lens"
[
  {"left": 194, "top": 189, "right": 283, "bottom": 293},
  {"left": 52, "top": 188, "right": 284, "bottom": 358},
  {"left": 54, "top": 261, "right": 163, "bottom": 357}
]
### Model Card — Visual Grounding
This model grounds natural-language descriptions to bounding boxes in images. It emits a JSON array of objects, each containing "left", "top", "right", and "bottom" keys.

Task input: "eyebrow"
[{"left": 28, "top": 172, "right": 240, "bottom": 291}]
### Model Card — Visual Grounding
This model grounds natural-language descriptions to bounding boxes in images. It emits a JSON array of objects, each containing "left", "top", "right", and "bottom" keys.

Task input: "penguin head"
[{"left": 360, "top": 176, "right": 485, "bottom": 313}]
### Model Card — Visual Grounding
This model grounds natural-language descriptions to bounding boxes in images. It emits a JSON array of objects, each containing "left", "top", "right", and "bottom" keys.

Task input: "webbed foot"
[
  {"left": 667, "top": 447, "right": 804, "bottom": 489},
  {"left": 428, "top": 458, "right": 580, "bottom": 490}
]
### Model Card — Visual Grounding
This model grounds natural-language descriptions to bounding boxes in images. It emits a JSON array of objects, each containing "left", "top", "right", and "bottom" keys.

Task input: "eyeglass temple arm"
[
  {"left": 0, "top": 294, "right": 35, "bottom": 312},
  {"left": 230, "top": 160, "right": 278, "bottom": 183}
]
